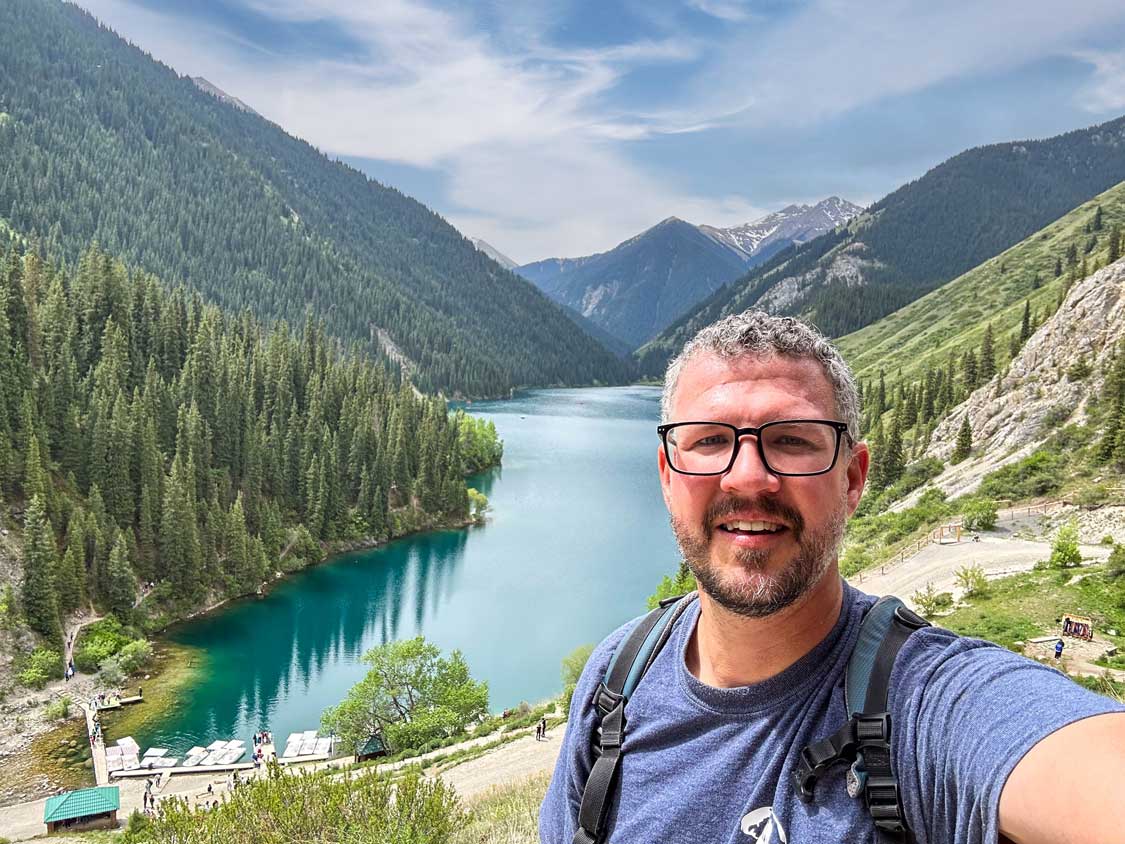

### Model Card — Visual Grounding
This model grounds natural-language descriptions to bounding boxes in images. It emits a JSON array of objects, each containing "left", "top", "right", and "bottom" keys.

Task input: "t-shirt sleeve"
[
  {"left": 539, "top": 619, "right": 638, "bottom": 844},
  {"left": 890, "top": 629, "right": 1125, "bottom": 844}
]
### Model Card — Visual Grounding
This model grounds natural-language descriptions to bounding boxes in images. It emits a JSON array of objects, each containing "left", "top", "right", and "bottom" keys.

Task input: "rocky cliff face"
[{"left": 918, "top": 257, "right": 1125, "bottom": 500}]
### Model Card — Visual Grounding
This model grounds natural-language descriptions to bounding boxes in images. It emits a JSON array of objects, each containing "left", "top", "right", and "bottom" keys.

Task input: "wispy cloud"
[
  {"left": 689, "top": 0, "right": 1125, "bottom": 129},
  {"left": 686, "top": 0, "right": 755, "bottom": 23},
  {"left": 1073, "top": 47, "right": 1125, "bottom": 112},
  {"left": 74, "top": 0, "right": 1125, "bottom": 262},
  {"left": 79, "top": 0, "right": 744, "bottom": 260}
]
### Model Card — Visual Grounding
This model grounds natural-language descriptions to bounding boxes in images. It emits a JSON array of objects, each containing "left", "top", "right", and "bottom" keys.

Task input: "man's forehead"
[{"left": 672, "top": 352, "right": 834, "bottom": 415}]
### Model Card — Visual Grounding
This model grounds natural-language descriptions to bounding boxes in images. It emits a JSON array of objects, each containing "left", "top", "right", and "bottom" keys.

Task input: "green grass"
[
  {"left": 451, "top": 769, "right": 551, "bottom": 844},
  {"left": 939, "top": 565, "right": 1125, "bottom": 653},
  {"left": 837, "top": 179, "right": 1125, "bottom": 385}
]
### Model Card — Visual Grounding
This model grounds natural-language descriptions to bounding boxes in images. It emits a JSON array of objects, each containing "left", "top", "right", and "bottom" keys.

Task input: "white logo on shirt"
[{"left": 740, "top": 807, "right": 788, "bottom": 843}]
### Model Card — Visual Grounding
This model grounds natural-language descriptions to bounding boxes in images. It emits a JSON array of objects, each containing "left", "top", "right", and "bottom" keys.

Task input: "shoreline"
[{"left": 155, "top": 509, "right": 487, "bottom": 633}]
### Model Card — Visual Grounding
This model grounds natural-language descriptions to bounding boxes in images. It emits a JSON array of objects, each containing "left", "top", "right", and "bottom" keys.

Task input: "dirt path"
[
  {"left": 433, "top": 729, "right": 563, "bottom": 801},
  {"left": 63, "top": 611, "right": 103, "bottom": 667},
  {"left": 850, "top": 529, "right": 1113, "bottom": 608}
]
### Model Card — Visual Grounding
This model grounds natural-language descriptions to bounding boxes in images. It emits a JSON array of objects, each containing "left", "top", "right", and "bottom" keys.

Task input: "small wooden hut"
[{"left": 44, "top": 785, "right": 120, "bottom": 833}]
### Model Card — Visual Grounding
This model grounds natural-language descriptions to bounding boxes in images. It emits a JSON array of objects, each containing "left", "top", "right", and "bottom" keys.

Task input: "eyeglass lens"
[{"left": 666, "top": 422, "right": 838, "bottom": 475}]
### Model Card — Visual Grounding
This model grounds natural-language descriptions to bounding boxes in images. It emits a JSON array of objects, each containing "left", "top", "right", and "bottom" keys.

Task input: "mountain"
[
  {"left": 700, "top": 197, "right": 861, "bottom": 266},
  {"left": 518, "top": 199, "right": 858, "bottom": 350},
  {"left": 518, "top": 217, "right": 749, "bottom": 349},
  {"left": 637, "top": 114, "right": 1125, "bottom": 377},
  {"left": 0, "top": 0, "right": 629, "bottom": 398},
  {"left": 837, "top": 180, "right": 1125, "bottom": 386},
  {"left": 471, "top": 239, "right": 518, "bottom": 270},
  {"left": 192, "top": 77, "right": 259, "bottom": 116}
]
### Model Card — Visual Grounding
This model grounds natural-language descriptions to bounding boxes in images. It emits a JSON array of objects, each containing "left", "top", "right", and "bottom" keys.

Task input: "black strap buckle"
[{"left": 593, "top": 682, "right": 623, "bottom": 717}]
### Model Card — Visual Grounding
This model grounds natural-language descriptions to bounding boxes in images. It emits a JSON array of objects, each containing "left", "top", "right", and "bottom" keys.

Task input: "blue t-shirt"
[{"left": 539, "top": 582, "right": 1122, "bottom": 843}]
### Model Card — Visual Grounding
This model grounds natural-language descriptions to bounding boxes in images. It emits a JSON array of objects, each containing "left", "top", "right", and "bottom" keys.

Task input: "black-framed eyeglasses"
[{"left": 657, "top": 420, "right": 853, "bottom": 477}]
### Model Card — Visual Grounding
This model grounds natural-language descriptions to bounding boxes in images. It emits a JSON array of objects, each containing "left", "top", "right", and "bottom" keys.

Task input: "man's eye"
[
  {"left": 774, "top": 436, "right": 815, "bottom": 449},
  {"left": 689, "top": 435, "right": 730, "bottom": 449}
]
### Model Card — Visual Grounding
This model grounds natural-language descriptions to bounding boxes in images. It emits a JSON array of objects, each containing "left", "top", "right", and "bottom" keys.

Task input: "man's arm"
[{"left": 998, "top": 712, "right": 1125, "bottom": 844}]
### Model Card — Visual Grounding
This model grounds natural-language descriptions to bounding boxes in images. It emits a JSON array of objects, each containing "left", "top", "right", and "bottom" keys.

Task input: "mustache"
[{"left": 704, "top": 496, "right": 805, "bottom": 535}]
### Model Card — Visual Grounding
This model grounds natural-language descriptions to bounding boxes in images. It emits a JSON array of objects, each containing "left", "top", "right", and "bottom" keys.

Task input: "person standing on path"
[
  {"left": 540, "top": 310, "right": 1125, "bottom": 844},
  {"left": 1055, "top": 640, "right": 1065, "bottom": 660}
]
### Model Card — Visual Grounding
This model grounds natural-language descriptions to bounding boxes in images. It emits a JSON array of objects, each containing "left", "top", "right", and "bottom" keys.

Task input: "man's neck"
[{"left": 686, "top": 571, "right": 845, "bottom": 688}]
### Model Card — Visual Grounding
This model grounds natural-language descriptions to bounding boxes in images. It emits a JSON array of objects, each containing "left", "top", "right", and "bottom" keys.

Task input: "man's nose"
[{"left": 719, "top": 434, "right": 782, "bottom": 496}]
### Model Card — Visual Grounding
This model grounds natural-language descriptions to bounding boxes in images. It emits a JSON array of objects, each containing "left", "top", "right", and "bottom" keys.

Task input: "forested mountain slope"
[
  {"left": 838, "top": 181, "right": 1125, "bottom": 385},
  {"left": 0, "top": 237, "right": 501, "bottom": 659},
  {"left": 0, "top": 0, "right": 628, "bottom": 397},
  {"left": 637, "top": 114, "right": 1125, "bottom": 376},
  {"left": 832, "top": 187, "right": 1125, "bottom": 509}
]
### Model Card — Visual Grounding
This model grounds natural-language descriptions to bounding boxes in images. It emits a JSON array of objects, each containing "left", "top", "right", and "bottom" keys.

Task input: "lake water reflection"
[{"left": 134, "top": 386, "right": 680, "bottom": 755}]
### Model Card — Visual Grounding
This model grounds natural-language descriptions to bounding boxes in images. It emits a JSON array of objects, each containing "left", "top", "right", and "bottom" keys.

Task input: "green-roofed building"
[
  {"left": 355, "top": 735, "right": 387, "bottom": 763},
  {"left": 44, "top": 785, "right": 120, "bottom": 833}
]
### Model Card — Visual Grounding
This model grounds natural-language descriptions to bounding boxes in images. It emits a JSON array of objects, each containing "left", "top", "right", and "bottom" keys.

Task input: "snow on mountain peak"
[{"left": 700, "top": 197, "right": 862, "bottom": 261}]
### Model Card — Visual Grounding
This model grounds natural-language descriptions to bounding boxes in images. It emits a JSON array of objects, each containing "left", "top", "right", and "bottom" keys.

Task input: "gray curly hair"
[{"left": 661, "top": 310, "right": 860, "bottom": 439}]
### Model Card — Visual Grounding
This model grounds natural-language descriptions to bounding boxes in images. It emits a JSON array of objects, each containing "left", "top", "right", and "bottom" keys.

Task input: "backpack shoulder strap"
[
  {"left": 793, "top": 595, "right": 930, "bottom": 843},
  {"left": 572, "top": 592, "right": 697, "bottom": 844}
]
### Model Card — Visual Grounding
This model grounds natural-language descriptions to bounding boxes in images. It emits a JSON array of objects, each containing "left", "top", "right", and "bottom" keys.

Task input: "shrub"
[
  {"left": 123, "top": 809, "right": 151, "bottom": 843},
  {"left": 98, "top": 655, "right": 125, "bottom": 687},
  {"left": 18, "top": 648, "right": 62, "bottom": 689},
  {"left": 1076, "top": 485, "right": 1110, "bottom": 507},
  {"left": 911, "top": 583, "right": 952, "bottom": 618},
  {"left": 145, "top": 767, "right": 463, "bottom": 842},
  {"left": 961, "top": 498, "right": 999, "bottom": 532},
  {"left": 955, "top": 564, "right": 989, "bottom": 598},
  {"left": 117, "top": 640, "right": 154, "bottom": 675},
  {"left": 561, "top": 644, "right": 594, "bottom": 688},
  {"left": 1108, "top": 544, "right": 1125, "bottom": 579},
  {"left": 74, "top": 617, "right": 132, "bottom": 673},
  {"left": 839, "top": 545, "right": 874, "bottom": 577},
  {"left": 1049, "top": 520, "right": 1083, "bottom": 568},
  {"left": 43, "top": 696, "right": 72, "bottom": 721},
  {"left": 1102, "top": 534, "right": 1117, "bottom": 546},
  {"left": 977, "top": 450, "right": 1065, "bottom": 501}
]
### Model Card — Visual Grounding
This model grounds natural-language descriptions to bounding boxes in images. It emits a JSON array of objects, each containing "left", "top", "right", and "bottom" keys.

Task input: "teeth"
[{"left": 726, "top": 520, "right": 782, "bottom": 532}]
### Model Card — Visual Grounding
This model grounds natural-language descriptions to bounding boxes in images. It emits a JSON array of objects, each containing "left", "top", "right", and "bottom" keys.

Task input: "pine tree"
[
  {"left": 58, "top": 519, "right": 86, "bottom": 614},
  {"left": 962, "top": 349, "right": 978, "bottom": 390},
  {"left": 1110, "top": 223, "right": 1122, "bottom": 264},
  {"left": 882, "top": 414, "right": 905, "bottom": 488},
  {"left": 1020, "top": 300, "right": 1031, "bottom": 342},
  {"left": 952, "top": 416, "right": 973, "bottom": 463},
  {"left": 979, "top": 324, "right": 996, "bottom": 382},
  {"left": 105, "top": 530, "right": 136, "bottom": 620},
  {"left": 21, "top": 494, "right": 62, "bottom": 643}
]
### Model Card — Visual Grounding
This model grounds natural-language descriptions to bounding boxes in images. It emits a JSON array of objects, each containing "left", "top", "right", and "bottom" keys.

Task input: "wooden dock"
[
  {"left": 111, "top": 761, "right": 255, "bottom": 778},
  {"left": 80, "top": 702, "right": 109, "bottom": 786}
]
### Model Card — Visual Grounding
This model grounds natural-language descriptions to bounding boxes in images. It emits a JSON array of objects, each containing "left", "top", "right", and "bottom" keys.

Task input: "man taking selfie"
[{"left": 540, "top": 311, "right": 1125, "bottom": 844}]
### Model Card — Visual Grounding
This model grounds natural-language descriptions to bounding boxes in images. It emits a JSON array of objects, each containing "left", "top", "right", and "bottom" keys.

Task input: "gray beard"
[{"left": 671, "top": 495, "right": 846, "bottom": 618}]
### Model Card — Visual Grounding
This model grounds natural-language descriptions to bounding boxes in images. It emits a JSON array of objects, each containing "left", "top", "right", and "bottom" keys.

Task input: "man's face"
[{"left": 658, "top": 352, "right": 869, "bottom": 618}]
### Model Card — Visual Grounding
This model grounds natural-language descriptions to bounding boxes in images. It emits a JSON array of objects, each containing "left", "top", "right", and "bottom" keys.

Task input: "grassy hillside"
[{"left": 838, "top": 180, "right": 1125, "bottom": 384}]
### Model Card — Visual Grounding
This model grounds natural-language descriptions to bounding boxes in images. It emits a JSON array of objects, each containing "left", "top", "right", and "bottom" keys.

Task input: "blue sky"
[{"left": 77, "top": 0, "right": 1125, "bottom": 264}]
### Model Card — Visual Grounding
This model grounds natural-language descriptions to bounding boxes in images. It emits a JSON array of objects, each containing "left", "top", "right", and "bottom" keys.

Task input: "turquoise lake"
[{"left": 132, "top": 386, "right": 681, "bottom": 755}]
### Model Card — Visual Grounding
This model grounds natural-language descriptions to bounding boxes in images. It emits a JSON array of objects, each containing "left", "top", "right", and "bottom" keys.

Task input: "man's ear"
[
  {"left": 844, "top": 441, "right": 869, "bottom": 516},
  {"left": 658, "top": 443, "right": 673, "bottom": 509}
]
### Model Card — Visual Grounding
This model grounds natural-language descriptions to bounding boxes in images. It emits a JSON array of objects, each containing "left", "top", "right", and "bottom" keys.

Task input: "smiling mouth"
[{"left": 717, "top": 520, "right": 787, "bottom": 536}]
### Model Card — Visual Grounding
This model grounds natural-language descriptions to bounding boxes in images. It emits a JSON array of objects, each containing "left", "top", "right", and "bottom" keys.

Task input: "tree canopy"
[{"left": 321, "top": 636, "right": 488, "bottom": 754}]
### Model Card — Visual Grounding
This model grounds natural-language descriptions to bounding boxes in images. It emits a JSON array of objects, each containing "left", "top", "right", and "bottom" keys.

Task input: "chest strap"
[
  {"left": 572, "top": 592, "right": 697, "bottom": 844},
  {"left": 792, "top": 596, "right": 929, "bottom": 843}
]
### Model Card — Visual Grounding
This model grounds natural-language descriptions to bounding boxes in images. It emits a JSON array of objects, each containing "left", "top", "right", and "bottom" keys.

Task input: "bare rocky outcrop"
[
  {"left": 908, "top": 258, "right": 1125, "bottom": 501},
  {"left": 758, "top": 242, "right": 882, "bottom": 311}
]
